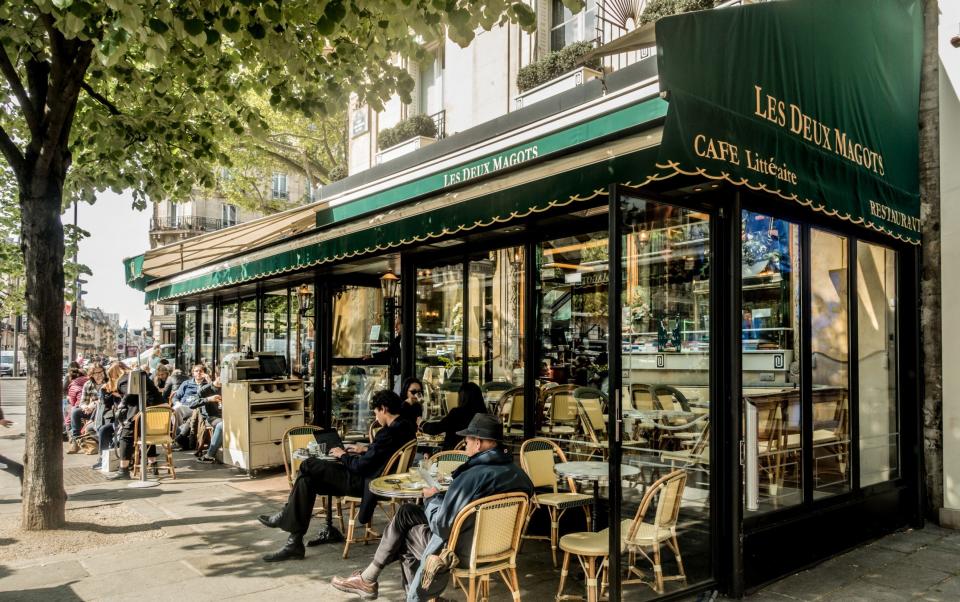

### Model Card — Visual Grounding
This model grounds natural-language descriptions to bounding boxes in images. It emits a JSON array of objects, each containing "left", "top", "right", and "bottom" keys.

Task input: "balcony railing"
[
  {"left": 150, "top": 216, "right": 224, "bottom": 232},
  {"left": 429, "top": 110, "right": 446, "bottom": 140}
]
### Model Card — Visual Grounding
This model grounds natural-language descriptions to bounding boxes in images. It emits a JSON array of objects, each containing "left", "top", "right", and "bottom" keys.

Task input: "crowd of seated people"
[{"left": 61, "top": 357, "right": 220, "bottom": 476}]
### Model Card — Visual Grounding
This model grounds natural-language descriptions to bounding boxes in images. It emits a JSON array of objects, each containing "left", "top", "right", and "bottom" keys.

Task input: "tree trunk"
[
  {"left": 919, "top": 0, "right": 942, "bottom": 521},
  {"left": 19, "top": 176, "right": 68, "bottom": 530}
]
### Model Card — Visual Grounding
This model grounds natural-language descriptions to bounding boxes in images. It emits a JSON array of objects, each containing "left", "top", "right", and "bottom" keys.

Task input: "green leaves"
[
  {"left": 183, "top": 18, "right": 204, "bottom": 36},
  {"left": 148, "top": 18, "right": 169, "bottom": 34}
]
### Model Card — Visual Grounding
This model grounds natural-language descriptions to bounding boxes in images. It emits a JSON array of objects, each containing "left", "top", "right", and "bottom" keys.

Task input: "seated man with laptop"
[{"left": 258, "top": 389, "right": 416, "bottom": 562}]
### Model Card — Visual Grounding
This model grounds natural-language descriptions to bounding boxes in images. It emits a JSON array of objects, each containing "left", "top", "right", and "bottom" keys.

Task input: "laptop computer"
[{"left": 313, "top": 429, "right": 345, "bottom": 450}]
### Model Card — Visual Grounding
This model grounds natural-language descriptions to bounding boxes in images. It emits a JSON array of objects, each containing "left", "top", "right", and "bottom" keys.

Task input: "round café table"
[
  {"left": 369, "top": 471, "right": 450, "bottom": 500},
  {"left": 554, "top": 461, "right": 642, "bottom": 531}
]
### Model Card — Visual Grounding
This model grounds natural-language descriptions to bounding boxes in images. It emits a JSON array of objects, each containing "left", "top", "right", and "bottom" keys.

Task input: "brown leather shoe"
[{"left": 331, "top": 570, "right": 378, "bottom": 600}]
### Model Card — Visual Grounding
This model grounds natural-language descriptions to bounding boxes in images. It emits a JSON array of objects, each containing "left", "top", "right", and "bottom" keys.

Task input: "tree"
[
  {"left": 918, "top": 0, "right": 941, "bottom": 521},
  {"left": 0, "top": 0, "right": 543, "bottom": 529},
  {"left": 213, "top": 94, "right": 348, "bottom": 212}
]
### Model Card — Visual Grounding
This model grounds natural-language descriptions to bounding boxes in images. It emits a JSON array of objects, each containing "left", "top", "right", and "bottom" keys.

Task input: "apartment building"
[{"left": 147, "top": 172, "right": 312, "bottom": 344}]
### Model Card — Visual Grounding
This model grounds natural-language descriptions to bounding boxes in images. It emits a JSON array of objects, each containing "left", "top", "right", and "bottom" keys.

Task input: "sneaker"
[
  {"left": 420, "top": 549, "right": 458, "bottom": 590},
  {"left": 90, "top": 460, "right": 102, "bottom": 470},
  {"left": 331, "top": 571, "right": 378, "bottom": 600},
  {"left": 106, "top": 468, "right": 130, "bottom": 481},
  {"left": 196, "top": 456, "right": 216, "bottom": 464}
]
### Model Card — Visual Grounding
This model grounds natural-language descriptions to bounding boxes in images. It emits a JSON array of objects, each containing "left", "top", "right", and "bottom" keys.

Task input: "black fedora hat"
[{"left": 455, "top": 414, "right": 503, "bottom": 442}]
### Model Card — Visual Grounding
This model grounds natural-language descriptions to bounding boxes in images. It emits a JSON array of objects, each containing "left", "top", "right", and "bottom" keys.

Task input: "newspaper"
[{"left": 416, "top": 467, "right": 442, "bottom": 490}]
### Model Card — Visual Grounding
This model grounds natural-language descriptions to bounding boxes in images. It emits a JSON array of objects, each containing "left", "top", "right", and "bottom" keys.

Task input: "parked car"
[{"left": 0, "top": 351, "right": 26, "bottom": 377}]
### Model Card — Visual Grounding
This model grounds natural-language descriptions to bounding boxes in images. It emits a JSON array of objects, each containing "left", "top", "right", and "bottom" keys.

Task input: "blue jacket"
[
  {"left": 407, "top": 447, "right": 533, "bottom": 601},
  {"left": 172, "top": 379, "right": 203, "bottom": 407}
]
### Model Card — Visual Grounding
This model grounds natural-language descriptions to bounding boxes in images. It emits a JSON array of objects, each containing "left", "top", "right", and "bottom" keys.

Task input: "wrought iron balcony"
[
  {"left": 429, "top": 110, "right": 446, "bottom": 139},
  {"left": 150, "top": 216, "right": 225, "bottom": 232}
]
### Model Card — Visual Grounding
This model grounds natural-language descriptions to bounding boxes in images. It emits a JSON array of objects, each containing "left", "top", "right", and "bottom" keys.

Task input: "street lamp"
[
  {"left": 379, "top": 271, "right": 400, "bottom": 383},
  {"left": 296, "top": 283, "right": 313, "bottom": 315}
]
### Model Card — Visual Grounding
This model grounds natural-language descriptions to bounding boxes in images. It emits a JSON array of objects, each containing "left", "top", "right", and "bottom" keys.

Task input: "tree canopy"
[{"left": 0, "top": 0, "right": 546, "bottom": 210}]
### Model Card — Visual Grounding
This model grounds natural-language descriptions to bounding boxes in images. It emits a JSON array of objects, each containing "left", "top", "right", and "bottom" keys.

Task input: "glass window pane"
[
  {"left": 200, "top": 303, "right": 214, "bottom": 369},
  {"left": 219, "top": 301, "right": 238, "bottom": 360},
  {"left": 810, "top": 228, "right": 851, "bottom": 497},
  {"left": 857, "top": 241, "right": 899, "bottom": 486},
  {"left": 620, "top": 197, "right": 712, "bottom": 595},
  {"left": 332, "top": 365, "right": 390, "bottom": 440},
  {"left": 263, "top": 290, "right": 289, "bottom": 372},
  {"left": 537, "top": 229, "right": 609, "bottom": 462},
  {"left": 177, "top": 310, "right": 196, "bottom": 371},
  {"left": 239, "top": 298, "right": 257, "bottom": 352},
  {"left": 468, "top": 247, "right": 525, "bottom": 405},
  {"left": 416, "top": 263, "right": 465, "bottom": 421},
  {"left": 742, "top": 211, "right": 803, "bottom": 512},
  {"left": 291, "top": 285, "right": 315, "bottom": 380}
]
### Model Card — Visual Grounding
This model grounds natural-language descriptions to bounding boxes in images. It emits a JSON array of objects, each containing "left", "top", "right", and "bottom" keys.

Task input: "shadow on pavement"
[{"left": 0, "top": 583, "right": 82, "bottom": 601}]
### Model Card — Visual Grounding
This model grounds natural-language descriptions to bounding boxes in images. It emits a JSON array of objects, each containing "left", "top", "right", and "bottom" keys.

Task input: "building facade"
[
  {"left": 62, "top": 304, "right": 120, "bottom": 362},
  {"left": 126, "top": 1, "right": 927, "bottom": 598},
  {"left": 147, "top": 173, "right": 313, "bottom": 345}
]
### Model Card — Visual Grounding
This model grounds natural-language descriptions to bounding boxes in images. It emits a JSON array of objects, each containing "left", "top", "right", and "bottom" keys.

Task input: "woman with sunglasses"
[
  {"left": 398, "top": 376, "right": 425, "bottom": 425},
  {"left": 420, "top": 381, "right": 488, "bottom": 450}
]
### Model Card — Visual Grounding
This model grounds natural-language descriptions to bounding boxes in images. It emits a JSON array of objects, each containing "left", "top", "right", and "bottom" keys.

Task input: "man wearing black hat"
[{"left": 332, "top": 413, "right": 533, "bottom": 600}]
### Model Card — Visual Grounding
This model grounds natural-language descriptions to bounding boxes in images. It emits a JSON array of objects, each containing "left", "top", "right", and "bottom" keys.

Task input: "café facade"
[{"left": 125, "top": 1, "right": 925, "bottom": 598}]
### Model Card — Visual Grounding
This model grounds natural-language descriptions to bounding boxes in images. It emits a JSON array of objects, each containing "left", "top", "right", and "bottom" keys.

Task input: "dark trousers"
[
  {"left": 98, "top": 424, "right": 114, "bottom": 449},
  {"left": 70, "top": 407, "right": 91, "bottom": 438},
  {"left": 372, "top": 504, "right": 442, "bottom": 593},
  {"left": 278, "top": 458, "right": 362, "bottom": 535},
  {"left": 117, "top": 438, "right": 156, "bottom": 462}
]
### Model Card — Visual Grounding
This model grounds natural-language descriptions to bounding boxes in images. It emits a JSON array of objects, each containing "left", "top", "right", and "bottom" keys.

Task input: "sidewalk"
[{"left": 1, "top": 378, "right": 959, "bottom": 601}]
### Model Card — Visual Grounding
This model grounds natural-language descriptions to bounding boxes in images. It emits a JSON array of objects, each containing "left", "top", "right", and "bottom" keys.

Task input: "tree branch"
[
  {"left": 0, "top": 44, "right": 40, "bottom": 134},
  {"left": 0, "top": 123, "right": 25, "bottom": 176},
  {"left": 80, "top": 81, "right": 121, "bottom": 115}
]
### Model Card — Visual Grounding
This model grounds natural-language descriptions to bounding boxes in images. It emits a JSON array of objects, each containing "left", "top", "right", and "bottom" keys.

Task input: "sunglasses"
[{"left": 409, "top": 389, "right": 423, "bottom": 395}]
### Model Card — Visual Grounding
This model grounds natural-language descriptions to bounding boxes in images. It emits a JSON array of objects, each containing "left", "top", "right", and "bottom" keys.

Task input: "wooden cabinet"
[{"left": 223, "top": 379, "right": 304, "bottom": 473}]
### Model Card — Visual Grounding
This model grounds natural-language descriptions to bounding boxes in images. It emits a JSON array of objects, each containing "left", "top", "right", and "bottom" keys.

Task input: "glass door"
[{"left": 615, "top": 194, "right": 714, "bottom": 599}]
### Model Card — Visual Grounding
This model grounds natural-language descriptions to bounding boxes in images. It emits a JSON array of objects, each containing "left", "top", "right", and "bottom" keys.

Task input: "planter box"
[
  {"left": 515, "top": 66, "right": 603, "bottom": 110},
  {"left": 376, "top": 135, "right": 436, "bottom": 165}
]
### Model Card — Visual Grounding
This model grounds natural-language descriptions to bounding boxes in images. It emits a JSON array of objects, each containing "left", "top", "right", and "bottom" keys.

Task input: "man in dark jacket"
[
  {"left": 331, "top": 414, "right": 534, "bottom": 601},
  {"left": 258, "top": 390, "right": 416, "bottom": 562}
]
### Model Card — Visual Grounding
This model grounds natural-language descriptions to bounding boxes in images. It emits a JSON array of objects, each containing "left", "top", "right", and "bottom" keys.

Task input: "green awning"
[
  {"left": 653, "top": 0, "right": 922, "bottom": 243},
  {"left": 144, "top": 130, "right": 663, "bottom": 303},
  {"left": 124, "top": 254, "right": 146, "bottom": 291}
]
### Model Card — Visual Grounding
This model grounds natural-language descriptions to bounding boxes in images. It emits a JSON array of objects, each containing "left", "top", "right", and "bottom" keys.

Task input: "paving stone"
[
  {"left": 916, "top": 574, "right": 960, "bottom": 601},
  {"left": 69, "top": 560, "right": 197, "bottom": 600},
  {"left": 0, "top": 560, "right": 88, "bottom": 592},
  {"left": 827, "top": 579, "right": 917, "bottom": 601},
  {"left": 861, "top": 561, "right": 950, "bottom": 594},
  {"left": 766, "top": 564, "right": 860, "bottom": 601},
  {"left": 834, "top": 544, "right": 908, "bottom": 570},
  {"left": 902, "top": 545, "right": 960, "bottom": 574},
  {"left": 875, "top": 529, "right": 946, "bottom": 553}
]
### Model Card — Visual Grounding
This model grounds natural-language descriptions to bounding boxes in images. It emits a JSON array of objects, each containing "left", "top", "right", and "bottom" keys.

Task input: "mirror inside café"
[
  {"left": 331, "top": 285, "right": 390, "bottom": 441},
  {"left": 617, "top": 196, "right": 712, "bottom": 596}
]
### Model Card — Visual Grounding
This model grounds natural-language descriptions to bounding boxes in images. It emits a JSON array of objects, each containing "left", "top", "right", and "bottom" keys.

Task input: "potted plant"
[
  {"left": 515, "top": 41, "right": 603, "bottom": 109},
  {"left": 376, "top": 114, "right": 438, "bottom": 164}
]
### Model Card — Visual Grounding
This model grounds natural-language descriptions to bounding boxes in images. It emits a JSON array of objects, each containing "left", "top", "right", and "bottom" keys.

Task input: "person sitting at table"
[
  {"left": 398, "top": 377, "right": 425, "bottom": 424},
  {"left": 419, "top": 381, "right": 487, "bottom": 451},
  {"left": 195, "top": 373, "right": 224, "bottom": 464},
  {"left": 258, "top": 390, "right": 416, "bottom": 562},
  {"left": 331, "top": 413, "right": 534, "bottom": 601}
]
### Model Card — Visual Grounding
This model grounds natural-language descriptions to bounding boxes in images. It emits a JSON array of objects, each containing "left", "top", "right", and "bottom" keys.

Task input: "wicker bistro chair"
[
  {"left": 131, "top": 405, "right": 176, "bottom": 479},
  {"left": 573, "top": 387, "right": 610, "bottom": 460},
  {"left": 428, "top": 450, "right": 470, "bottom": 478},
  {"left": 497, "top": 387, "right": 526, "bottom": 439},
  {"left": 281, "top": 425, "right": 326, "bottom": 488},
  {"left": 539, "top": 384, "right": 579, "bottom": 438},
  {"left": 282, "top": 425, "right": 345, "bottom": 531},
  {"left": 341, "top": 438, "right": 417, "bottom": 559},
  {"left": 556, "top": 470, "right": 689, "bottom": 601},
  {"left": 519, "top": 438, "right": 592, "bottom": 567},
  {"left": 442, "top": 492, "right": 530, "bottom": 602}
]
